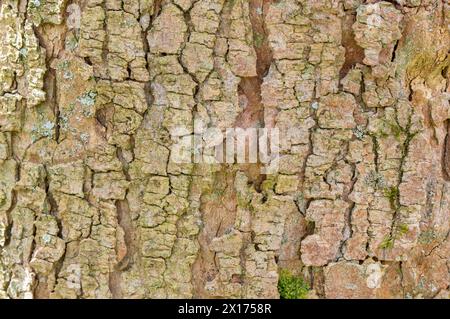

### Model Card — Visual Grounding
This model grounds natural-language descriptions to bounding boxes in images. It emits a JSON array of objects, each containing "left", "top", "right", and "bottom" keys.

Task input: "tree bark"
[{"left": 0, "top": 0, "right": 449, "bottom": 299}]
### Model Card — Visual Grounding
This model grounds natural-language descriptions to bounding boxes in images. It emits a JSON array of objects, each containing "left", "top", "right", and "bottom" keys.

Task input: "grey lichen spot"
[
  {"left": 42, "top": 234, "right": 52, "bottom": 244},
  {"left": 364, "top": 170, "right": 385, "bottom": 189},
  {"left": 77, "top": 91, "right": 97, "bottom": 107},
  {"left": 65, "top": 35, "right": 79, "bottom": 51},
  {"left": 353, "top": 125, "right": 366, "bottom": 140},
  {"left": 29, "top": 0, "right": 41, "bottom": 8},
  {"left": 80, "top": 133, "right": 89, "bottom": 144},
  {"left": 19, "top": 48, "right": 28, "bottom": 60},
  {"left": 31, "top": 121, "right": 55, "bottom": 142}
]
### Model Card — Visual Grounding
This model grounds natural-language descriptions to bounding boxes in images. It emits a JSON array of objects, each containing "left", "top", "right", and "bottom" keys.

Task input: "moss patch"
[
  {"left": 383, "top": 186, "right": 399, "bottom": 210},
  {"left": 379, "top": 235, "right": 394, "bottom": 249},
  {"left": 278, "top": 269, "right": 310, "bottom": 299}
]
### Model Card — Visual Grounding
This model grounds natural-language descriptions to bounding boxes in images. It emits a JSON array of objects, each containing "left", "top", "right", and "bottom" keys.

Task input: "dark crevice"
[
  {"left": 231, "top": 0, "right": 273, "bottom": 191},
  {"left": 84, "top": 57, "right": 93, "bottom": 66},
  {"left": 442, "top": 120, "right": 450, "bottom": 181},
  {"left": 151, "top": 0, "right": 164, "bottom": 24},
  {"left": 339, "top": 12, "right": 365, "bottom": 80},
  {"left": 109, "top": 199, "right": 133, "bottom": 298},
  {"left": 391, "top": 39, "right": 399, "bottom": 62}
]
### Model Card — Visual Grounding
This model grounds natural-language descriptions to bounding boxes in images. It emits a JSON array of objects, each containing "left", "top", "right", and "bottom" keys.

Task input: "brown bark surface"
[{"left": 0, "top": 0, "right": 449, "bottom": 299}]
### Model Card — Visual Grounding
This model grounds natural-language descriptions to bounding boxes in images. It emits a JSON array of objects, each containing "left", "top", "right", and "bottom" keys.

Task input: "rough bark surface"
[{"left": 0, "top": 0, "right": 449, "bottom": 299}]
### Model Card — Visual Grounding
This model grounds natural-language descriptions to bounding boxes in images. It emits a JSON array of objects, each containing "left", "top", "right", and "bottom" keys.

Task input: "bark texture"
[{"left": 0, "top": 0, "right": 449, "bottom": 299}]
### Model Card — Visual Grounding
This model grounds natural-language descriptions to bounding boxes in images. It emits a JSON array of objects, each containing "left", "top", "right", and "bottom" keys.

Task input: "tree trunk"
[{"left": 0, "top": 0, "right": 449, "bottom": 299}]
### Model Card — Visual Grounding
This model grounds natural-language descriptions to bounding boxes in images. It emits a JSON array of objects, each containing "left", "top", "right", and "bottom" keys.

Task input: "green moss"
[
  {"left": 254, "top": 33, "right": 264, "bottom": 48},
  {"left": 383, "top": 186, "right": 399, "bottom": 210},
  {"left": 376, "top": 119, "right": 403, "bottom": 140},
  {"left": 379, "top": 235, "right": 394, "bottom": 250},
  {"left": 278, "top": 269, "right": 310, "bottom": 299},
  {"left": 380, "top": 223, "right": 408, "bottom": 250},
  {"left": 260, "top": 178, "right": 275, "bottom": 193},
  {"left": 388, "top": 121, "right": 403, "bottom": 140},
  {"left": 396, "top": 223, "right": 409, "bottom": 237},
  {"left": 236, "top": 191, "right": 251, "bottom": 208}
]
